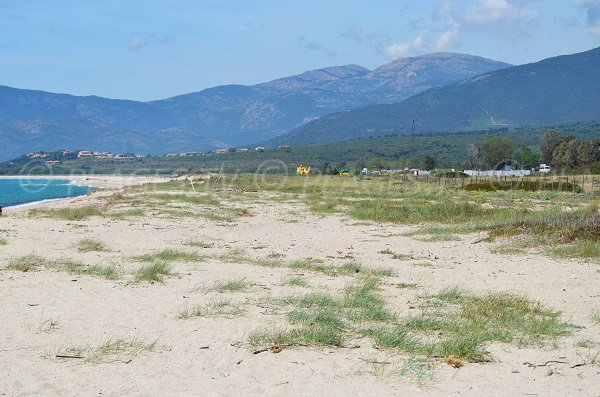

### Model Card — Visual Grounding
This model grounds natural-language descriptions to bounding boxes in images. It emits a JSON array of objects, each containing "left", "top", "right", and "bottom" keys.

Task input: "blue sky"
[{"left": 1, "top": 0, "right": 599, "bottom": 101}]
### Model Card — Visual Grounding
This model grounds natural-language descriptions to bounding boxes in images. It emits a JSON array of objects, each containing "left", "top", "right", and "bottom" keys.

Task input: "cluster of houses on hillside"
[
  {"left": 77, "top": 151, "right": 141, "bottom": 159},
  {"left": 24, "top": 150, "right": 143, "bottom": 165}
]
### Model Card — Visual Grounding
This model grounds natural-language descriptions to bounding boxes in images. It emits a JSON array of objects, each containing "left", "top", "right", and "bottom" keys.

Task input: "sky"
[{"left": 1, "top": 0, "right": 599, "bottom": 101}]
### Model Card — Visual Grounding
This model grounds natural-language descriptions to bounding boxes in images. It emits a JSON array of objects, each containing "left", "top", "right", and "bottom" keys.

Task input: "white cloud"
[
  {"left": 573, "top": 0, "right": 600, "bottom": 36},
  {"left": 462, "top": 0, "right": 538, "bottom": 27},
  {"left": 385, "top": 24, "right": 460, "bottom": 59},
  {"left": 127, "top": 34, "right": 146, "bottom": 51},
  {"left": 434, "top": 24, "right": 460, "bottom": 50}
]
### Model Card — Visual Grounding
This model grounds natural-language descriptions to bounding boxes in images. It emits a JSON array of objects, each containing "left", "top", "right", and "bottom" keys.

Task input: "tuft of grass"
[
  {"left": 133, "top": 249, "right": 206, "bottom": 263},
  {"left": 7, "top": 254, "right": 47, "bottom": 272},
  {"left": 413, "top": 262, "right": 435, "bottom": 268},
  {"left": 394, "top": 282, "right": 419, "bottom": 289},
  {"left": 44, "top": 337, "right": 158, "bottom": 363},
  {"left": 591, "top": 311, "right": 600, "bottom": 326},
  {"left": 0, "top": 237, "right": 6, "bottom": 245},
  {"left": 370, "top": 289, "right": 573, "bottom": 362},
  {"left": 282, "top": 276, "right": 309, "bottom": 287},
  {"left": 202, "top": 279, "right": 250, "bottom": 293},
  {"left": 342, "top": 278, "right": 394, "bottom": 323},
  {"left": 185, "top": 239, "right": 215, "bottom": 248},
  {"left": 109, "top": 208, "right": 145, "bottom": 219},
  {"left": 134, "top": 262, "right": 172, "bottom": 282},
  {"left": 76, "top": 238, "right": 108, "bottom": 252},
  {"left": 428, "top": 286, "right": 467, "bottom": 304},
  {"left": 550, "top": 241, "right": 600, "bottom": 260},
  {"left": 289, "top": 259, "right": 334, "bottom": 275},
  {"left": 33, "top": 206, "right": 103, "bottom": 221},
  {"left": 7, "top": 255, "right": 119, "bottom": 279},
  {"left": 414, "top": 234, "right": 460, "bottom": 242},
  {"left": 338, "top": 261, "right": 395, "bottom": 277},
  {"left": 179, "top": 299, "right": 245, "bottom": 318},
  {"left": 31, "top": 314, "right": 60, "bottom": 334}
]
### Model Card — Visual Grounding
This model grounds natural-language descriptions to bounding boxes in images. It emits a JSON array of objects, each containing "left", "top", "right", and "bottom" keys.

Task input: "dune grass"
[
  {"left": 365, "top": 288, "right": 573, "bottom": 362},
  {"left": 0, "top": 237, "right": 6, "bottom": 245},
  {"left": 31, "top": 205, "right": 103, "bottom": 221},
  {"left": 550, "top": 241, "right": 600, "bottom": 259},
  {"left": 248, "top": 278, "right": 393, "bottom": 348},
  {"left": 179, "top": 299, "right": 245, "bottom": 318},
  {"left": 201, "top": 279, "right": 251, "bottom": 293},
  {"left": 133, "top": 249, "right": 206, "bottom": 263},
  {"left": 249, "top": 281, "right": 573, "bottom": 363},
  {"left": 281, "top": 276, "right": 309, "bottom": 287},
  {"left": 7, "top": 254, "right": 119, "bottom": 279},
  {"left": 134, "top": 262, "right": 172, "bottom": 282},
  {"left": 44, "top": 337, "right": 158, "bottom": 363},
  {"left": 7, "top": 254, "right": 47, "bottom": 272},
  {"left": 50, "top": 258, "right": 120, "bottom": 280},
  {"left": 76, "top": 238, "right": 109, "bottom": 252}
]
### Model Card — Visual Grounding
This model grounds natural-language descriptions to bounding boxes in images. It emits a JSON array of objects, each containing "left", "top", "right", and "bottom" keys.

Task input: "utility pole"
[{"left": 411, "top": 120, "right": 415, "bottom": 152}]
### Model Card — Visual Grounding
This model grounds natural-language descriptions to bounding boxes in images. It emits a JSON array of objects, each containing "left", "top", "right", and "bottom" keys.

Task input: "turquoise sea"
[{"left": 0, "top": 179, "right": 93, "bottom": 208}]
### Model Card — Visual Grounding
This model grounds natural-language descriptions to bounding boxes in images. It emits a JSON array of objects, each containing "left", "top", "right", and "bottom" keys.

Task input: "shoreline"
[
  {"left": 0, "top": 174, "right": 170, "bottom": 189},
  {"left": 0, "top": 174, "right": 171, "bottom": 214}
]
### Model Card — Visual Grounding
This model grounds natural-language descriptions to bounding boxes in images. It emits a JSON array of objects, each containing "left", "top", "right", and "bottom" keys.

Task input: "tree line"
[{"left": 465, "top": 131, "right": 599, "bottom": 172}]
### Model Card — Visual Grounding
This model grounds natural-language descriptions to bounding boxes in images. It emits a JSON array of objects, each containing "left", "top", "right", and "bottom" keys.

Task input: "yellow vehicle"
[
  {"left": 296, "top": 164, "right": 311, "bottom": 175},
  {"left": 339, "top": 169, "right": 349, "bottom": 176}
]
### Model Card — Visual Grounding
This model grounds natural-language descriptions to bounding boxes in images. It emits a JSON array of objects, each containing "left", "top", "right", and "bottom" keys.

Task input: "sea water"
[{"left": 0, "top": 179, "right": 93, "bottom": 208}]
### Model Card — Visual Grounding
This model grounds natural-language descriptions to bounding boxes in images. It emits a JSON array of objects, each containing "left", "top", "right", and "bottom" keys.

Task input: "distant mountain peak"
[{"left": 0, "top": 51, "right": 513, "bottom": 161}]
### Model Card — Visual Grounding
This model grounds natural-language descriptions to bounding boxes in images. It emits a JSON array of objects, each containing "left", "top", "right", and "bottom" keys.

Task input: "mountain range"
[
  {"left": 0, "top": 53, "right": 510, "bottom": 161},
  {"left": 271, "top": 47, "right": 600, "bottom": 146}
]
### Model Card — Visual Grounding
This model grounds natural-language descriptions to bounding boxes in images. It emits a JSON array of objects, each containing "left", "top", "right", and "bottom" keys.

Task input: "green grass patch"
[
  {"left": 289, "top": 259, "right": 335, "bottom": 275},
  {"left": 338, "top": 262, "right": 395, "bottom": 277},
  {"left": 7, "top": 254, "right": 47, "bottom": 272},
  {"left": 179, "top": 299, "right": 245, "bottom": 318},
  {"left": 202, "top": 279, "right": 251, "bottom": 293},
  {"left": 133, "top": 249, "right": 206, "bottom": 263},
  {"left": 550, "top": 241, "right": 600, "bottom": 259},
  {"left": 31, "top": 205, "right": 103, "bottom": 220},
  {"left": 281, "top": 276, "right": 309, "bottom": 287},
  {"left": 369, "top": 289, "right": 573, "bottom": 362},
  {"left": 50, "top": 258, "right": 120, "bottom": 280},
  {"left": 134, "top": 262, "right": 172, "bottom": 282},
  {"left": 7, "top": 254, "right": 118, "bottom": 279},
  {"left": 44, "top": 337, "right": 157, "bottom": 363},
  {"left": 76, "top": 238, "right": 108, "bottom": 252},
  {"left": 109, "top": 208, "right": 145, "bottom": 219}
]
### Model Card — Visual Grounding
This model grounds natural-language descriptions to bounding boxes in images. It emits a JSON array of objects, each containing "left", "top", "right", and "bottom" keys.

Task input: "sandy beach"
[{"left": 0, "top": 177, "right": 599, "bottom": 396}]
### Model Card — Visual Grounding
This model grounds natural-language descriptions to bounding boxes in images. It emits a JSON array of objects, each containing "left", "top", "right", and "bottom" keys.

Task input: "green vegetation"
[
  {"left": 248, "top": 278, "right": 392, "bottom": 348},
  {"left": 3, "top": 122, "right": 600, "bottom": 175},
  {"left": 281, "top": 276, "right": 309, "bottom": 287},
  {"left": 133, "top": 249, "right": 206, "bottom": 263},
  {"left": 7, "top": 254, "right": 46, "bottom": 272},
  {"left": 30, "top": 205, "right": 103, "bottom": 220},
  {"left": 44, "top": 337, "right": 158, "bottom": 363},
  {"left": 7, "top": 255, "right": 119, "bottom": 279},
  {"left": 134, "top": 263, "right": 172, "bottom": 282},
  {"left": 202, "top": 279, "right": 251, "bottom": 293},
  {"left": 0, "top": 237, "right": 6, "bottom": 245},
  {"left": 179, "top": 299, "right": 245, "bottom": 318},
  {"left": 249, "top": 282, "right": 572, "bottom": 362},
  {"left": 366, "top": 289, "right": 572, "bottom": 362},
  {"left": 76, "top": 238, "right": 108, "bottom": 252}
]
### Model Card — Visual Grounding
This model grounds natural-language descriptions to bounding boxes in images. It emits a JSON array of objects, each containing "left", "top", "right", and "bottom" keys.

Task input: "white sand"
[{"left": 0, "top": 185, "right": 599, "bottom": 396}]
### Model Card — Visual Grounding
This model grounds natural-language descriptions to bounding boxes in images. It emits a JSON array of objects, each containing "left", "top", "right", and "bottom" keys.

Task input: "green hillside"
[{"left": 2, "top": 122, "right": 598, "bottom": 175}]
